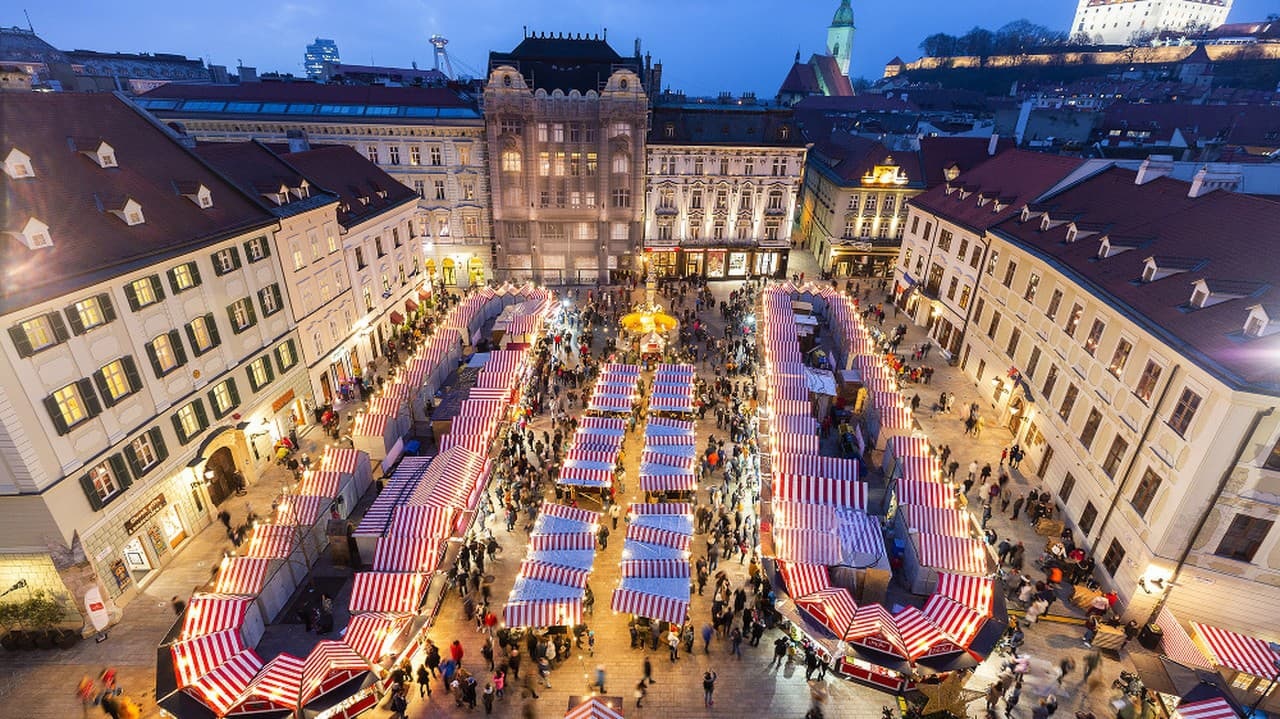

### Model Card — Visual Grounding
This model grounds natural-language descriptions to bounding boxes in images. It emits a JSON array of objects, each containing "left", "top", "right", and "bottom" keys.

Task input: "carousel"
[{"left": 619, "top": 266, "right": 678, "bottom": 355}]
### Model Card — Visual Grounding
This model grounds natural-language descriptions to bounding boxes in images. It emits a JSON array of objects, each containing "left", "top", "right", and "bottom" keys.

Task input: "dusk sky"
[{"left": 20, "top": 1, "right": 1280, "bottom": 95}]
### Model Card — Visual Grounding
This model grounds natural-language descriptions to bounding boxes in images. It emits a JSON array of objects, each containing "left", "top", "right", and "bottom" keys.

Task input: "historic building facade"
[{"left": 1071, "top": 0, "right": 1233, "bottom": 44}]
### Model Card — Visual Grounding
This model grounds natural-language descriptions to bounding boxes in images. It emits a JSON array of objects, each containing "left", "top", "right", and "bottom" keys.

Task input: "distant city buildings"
[
  {"left": 1071, "top": 0, "right": 1233, "bottom": 44},
  {"left": 303, "top": 37, "right": 340, "bottom": 80}
]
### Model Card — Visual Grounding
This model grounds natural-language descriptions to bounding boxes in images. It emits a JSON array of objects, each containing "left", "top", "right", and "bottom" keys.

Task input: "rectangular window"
[
  {"left": 1006, "top": 328, "right": 1021, "bottom": 359},
  {"left": 1085, "top": 318, "right": 1105, "bottom": 356},
  {"left": 208, "top": 378, "right": 240, "bottom": 418},
  {"left": 86, "top": 459, "right": 123, "bottom": 505},
  {"left": 957, "top": 237, "right": 968, "bottom": 259},
  {"left": 275, "top": 339, "right": 299, "bottom": 372},
  {"left": 969, "top": 245, "right": 982, "bottom": 269},
  {"left": 987, "top": 311, "right": 1001, "bottom": 340},
  {"left": 986, "top": 250, "right": 999, "bottom": 276},
  {"left": 1045, "top": 289, "right": 1063, "bottom": 320},
  {"left": 1060, "top": 472, "right": 1076, "bottom": 503},
  {"left": 388, "top": 145, "right": 400, "bottom": 165},
  {"left": 47, "top": 380, "right": 99, "bottom": 433},
  {"left": 1024, "top": 272, "right": 1040, "bottom": 302},
  {"left": 1026, "top": 347, "right": 1041, "bottom": 380},
  {"left": 211, "top": 247, "right": 242, "bottom": 276},
  {"left": 168, "top": 262, "right": 201, "bottom": 293},
  {"left": 1059, "top": 383, "right": 1078, "bottom": 420},
  {"left": 937, "top": 229, "right": 953, "bottom": 252},
  {"left": 244, "top": 236, "right": 270, "bottom": 263},
  {"left": 185, "top": 314, "right": 220, "bottom": 356},
  {"left": 1002, "top": 260, "right": 1017, "bottom": 288},
  {"left": 246, "top": 356, "right": 274, "bottom": 391},
  {"left": 67, "top": 295, "right": 114, "bottom": 334},
  {"left": 125, "top": 275, "right": 164, "bottom": 310},
  {"left": 1169, "top": 388, "right": 1202, "bottom": 436},
  {"left": 1079, "top": 501, "right": 1098, "bottom": 535},
  {"left": 409, "top": 145, "right": 421, "bottom": 165},
  {"left": 611, "top": 188, "right": 631, "bottom": 208},
  {"left": 95, "top": 356, "right": 141, "bottom": 405},
  {"left": 946, "top": 277, "right": 958, "bottom": 300},
  {"left": 1080, "top": 407, "right": 1102, "bottom": 449},
  {"left": 1102, "top": 435, "right": 1129, "bottom": 476},
  {"left": 462, "top": 178, "right": 476, "bottom": 200},
  {"left": 1101, "top": 539, "right": 1125, "bottom": 577},
  {"left": 292, "top": 245, "right": 306, "bottom": 271},
  {"left": 434, "top": 180, "right": 446, "bottom": 201},
  {"left": 552, "top": 123, "right": 564, "bottom": 143},
  {"left": 1064, "top": 303, "right": 1083, "bottom": 338},
  {"left": 1043, "top": 364, "right": 1059, "bottom": 399},
  {"left": 9, "top": 312, "right": 67, "bottom": 357},
  {"left": 973, "top": 298, "right": 985, "bottom": 327},
  {"left": 1131, "top": 468, "right": 1161, "bottom": 517},
  {"left": 227, "top": 297, "right": 257, "bottom": 334},
  {"left": 1109, "top": 339, "right": 1132, "bottom": 377},
  {"left": 124, "top": 428, "right": 167, "bottom": 478},
  {"left": 1215, "top": 514, "right": 1274, "bottom": 563},
  {"left": 1135, "top": 360, "right": 1162, "bottom": 402},
  {"left": 146, "top": 331, "right": 186, "bottom": 377},
  {"left": 958, "top": 285, "right": 971, "bottom": 310},
  {"left": 172, "top": 400, "right": 208, "bottom": 444},
  {"left": 365, "top": 144, "right": 379, "bottom": 163}
]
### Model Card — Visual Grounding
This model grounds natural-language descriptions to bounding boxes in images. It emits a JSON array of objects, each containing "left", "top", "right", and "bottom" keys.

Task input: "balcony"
[{"left": 655, "top": 206, "right": 678, "bottom": 217}]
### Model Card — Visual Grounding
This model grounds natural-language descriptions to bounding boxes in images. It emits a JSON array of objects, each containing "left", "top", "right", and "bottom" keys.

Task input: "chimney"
[
  {"left": 1188, "top": 165, "right": 1242, "bottom": 198},
  {"left": 988, "top": 133, "right": 1001, "bottom": 156},
  {"left": 286, "top": 129, "right": 310, "bottom": 153},
  {"left": 1134, "top": 154, "right": 1175, "bottom": 185}
]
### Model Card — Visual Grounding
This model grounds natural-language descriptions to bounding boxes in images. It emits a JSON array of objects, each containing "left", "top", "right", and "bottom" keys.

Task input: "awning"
[
  {"left": 232, "top": 652, "right": 303, "bottom": 715},
  {"left": 935, "top": 573, "right": 995, "bottom": 616},
  {"left": 894, "top": 478, "right": 955, "bottom": 508},
  {"left": 276, "top": 495, "right": 329, "bottom": 526},
  {"left": 1176, "top": 696, "right": 1240, "bottom": 719},
  {"left": 529, "top": 533, "right": 597, "bottom": 551},
  {"left": 245, "top": 525, "right": 297, "bottom": 559},
  {"left": 610, "top": 587, "right": 688, "bottom": 625},
  {"left": 618, "top": 559, "right": 689, "bottom": 579},
  {"left": 389, "top": 311, "right": 405, "bottom": 325},
  {"left": 639, "top": 472, "right": 698, "bottom": 493},
  {"left": 916, "top": 533, "right": 988, "bottom": 575},
  {"left": 779, "top": 561, "right": 831, "bottom": 599},
  {"left": 923, "top": 594, "right": 987, "bottom": 647},
  {"left": 624, "top": 524, "right": 691, "bottom": 551},
  {"left": 184, "top": 649, "right": 262, "bottom": 716},
  {"left": 321, "top": 446, "right": 364, "bottom": 475},
  {"left": 901, "top": 505, "right": 970, "bottom": 537},
  {"left": 846, "top": 603, "right": 908, "bottom": 658},
  {"left": 214, "top": 557, "right": 270, "bottom": 596},
  {"left": 296, "top": 470, "right": 343, "bottom": 497},
  {"left": 171, "top": 629, "right": 246, "bottom": 688},
  {"left": 386, "top": 505, "right": 455, "bottom": 538},
  {"left": 418, "top": 289, "right": 430, "bottom": 301},
  {"left": 565, "top": 696, "right": 625, "bottom": 719},
  {"left": 518, "top": 561, "right": 590, "bottom": 588},
  {"left": 348, "top": 572, "right": 426, "bottom": 614},
  {"left": 894, "top": 605, "right": 956, "bottom": 660},
  {"left": 772, "top": 454, "right": 859, "bottom": 481},
  {"left": 180, "top": 594, "right": 253, "bottom": 640},
  {"left": 796, "top": 587, "right": 857, "bottom": 638},
  {"left": 773, "top": 527, "right": 842, "bottom": 565},
  {"left": 772, "top": 474, "right": 867, "bottom": 510},
  {"left": 371, "top": 536, "right": 442, "bottom": 573},
  {"left": 539, "top": 501, "right": 601, "bottom": 525},
  {"left": 503, "top": 599, "right": 583, "bottom": 628},
  {"left": 299, "top": 641, "right": 374, "bottom": 706},
  {"left": 405, "top": 298, "right": 419, "bottom": 313},
  {"left": 1192, "top": 622, "right": 1280, "bottom": 678},
  {"left": 1154, "top": 606, "right": 1213, "bottom": 669},
  {"left": 343, "top": 612, "right": 410, "bottom": 663}
]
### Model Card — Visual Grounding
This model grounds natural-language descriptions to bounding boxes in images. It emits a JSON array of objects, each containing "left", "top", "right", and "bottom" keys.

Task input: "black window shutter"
[
  {"left": 226, "top": 304, "right": 240, "bottom": 334},
  {"left": 246, "top": 365, "right": 258, "bottom": 391},
  {"left": 260, "top": 238, "right": 271, "bottom": 259},
  {"left": 43, "top": 395, "right": 70, "bottom": 435},
  {"left": 230, "top": 247, "right": 242, "bottom": 270},
  {"left": 265, "top": 357, "right": 276, "bottom": 384},
  {"left": 92, "top": 368, "right": 116, "bottom": 408},
  {"left": 108, "top": 453, "right": 132, "bottom": 491},
  {"left": 65, "top": 304, "right": 87, "bottom": 335},
  {"left": 189, "top": 263, "right": 202, "bottom": 287},
  {"left": 271, "top": 285, "right": 283, "bottom": 314},
  {"left": 211, "top": 251, "right": 224, "bottom": 275},
  {"left": 167, "top": 267, "right": 180, "bottom": 294},
  {"left": 8, "top": 326, "right": 34, "bottom": 358},
  {"left": 227, "top": 379, "right": 241, "bottom": 408},
  {"left": 48, "top": 312, "right": 70, "bottom": 343},
  {"left": 243, "top": 239, "right": 254, "bottom": 260},
  {"left": 121, "top": 355, "right": 142, "bottom": 393},
  {"left": 123, "top": 440, "right": 141, "bottom": 478},
  {"left": 194, "top": 399, "right": 209, "bottom": 430},
  {"left": 145, "top": 340, "right": 164, "bottom": 377},
  {"left": 171, "top": 413, "right": 189, "bottom": 444},
  {"left": 123, "top": 282, "right": 140, "bottom": 311},
  {"left": 245, "top": 299, "right": 257, "bottom": 328},
  {"left": 148, "top": 426, "right": 169, "bottom": 464},
  {"left": 98, "top": 294, "right": 117, "bottom": 324},
  {"left": 77, "top": 378, "right": 102, "bottom": 418},
  {"left": 204, "top": 313, "right": 221, "bottom": 347},
  {"left": 184, "top": 321, "right": 198, "bottom": 353},
  {"left": 169, "top": 329, "right": 187, "bottom": 365},
  {"left": 207, "top": 388, "right": 221, "bottom": 417},
  {"left": 79, "top": 472, "right": 105, "bottom": 511},
  {"left": 150, "top": 275, "right": 166, "bottom": 301}
]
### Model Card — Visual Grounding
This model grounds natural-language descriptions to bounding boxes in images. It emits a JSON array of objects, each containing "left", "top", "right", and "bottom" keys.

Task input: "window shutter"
[
  {"left": 226, "top": 304, "right": 240, "bottom": 333},
  {"left": 150, "top": 275, "right": 166, "bottom": 301},
  {"left": 123, "top": 440, "right": 141, "bottom": 478},
  {"left": 171, "top": 413, "right": 189, "bottom": 444},
  {"left": 65, "top": 304, "right": 87, "bottom": 335},
  {"left": 227, "top": 379, "right": 241, "bottom": 408},
  {"left": 43, "top": 394, "right": 70, "bottom": 435},
  {"left": 7, "top": 326, "right": 34, "bottom": 358},
  {"left": 265, "top": 357, "right": 276, "bottom": 384},
  {"left": 230, "top": 247, "right": 242, "bottom": 270},
  {"left": 189, "top": 263, "right": 202, "bottom": 287},
  {"left": 207, "top": 388, "right": 221, "bottom": 417},
  {"left": 245, "top": 300, "right": 257, "bottom": 328},
  {"left": 148, "top": 426, "right": 169, "bottom": 464},
  {"left": 98, "top": 294, "right": 117, "bottom": 324},
  {"left": 204, "top": 313, "right": 221, "bottom": 347},
  {"left": 193, "top": 400, "right": 209, "bottom": 430},
  {"left": 121, "top": 355, "right": 142, "bottom": 393},
  {"left": 167, "top": 267, "right": 180, "bottom": 294},
  {"left": 48, "top": 312, "right": 70, "bottom": 343},
  {"left": 144, "top": 340, "right": 163, "bottom": 378},
  {"left": 211, "top": 251, "right": 224, "bottom": 275},
  {"left": 109, "top": 453, "right": 133, "bottom": 491},
  {"left": 79, "top": 472, "right": 105, "bottom": 511},
  {"left": 168, "top": 329, "right": 187, "bottom": 365},
  {"left": 271, "top": 285, "right": 283, "bottom": 313},
  {"left": 92, "top": 367, "right": 116, "bottom": 408},
  {"left": 246, "top": 365, "right": 259, "bottom": 392},
  {"left": 184, "top": 321, "right": 198, "bottom": 353},
  {"left": 123, "top": 282, "right": 140, "bottom": 311},
  {"left": 77, "top": 377, "right": 103, "bottom": 418},
  {"left": 260, "top": 238, "right": 271, "bottom": 259}
]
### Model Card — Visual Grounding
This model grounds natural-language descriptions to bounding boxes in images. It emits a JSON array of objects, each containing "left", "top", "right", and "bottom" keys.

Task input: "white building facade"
[{"left": 1072, "top": 0, "right": 1233, "bottom": 44}]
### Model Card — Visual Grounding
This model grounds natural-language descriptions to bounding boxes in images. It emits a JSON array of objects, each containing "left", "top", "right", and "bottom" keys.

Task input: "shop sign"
[
  {"left": 272, "top": 389, "right": 296, "bottom": 414},
  {"left": 124, "top": 494, "right": 167, "bottom": 535}
]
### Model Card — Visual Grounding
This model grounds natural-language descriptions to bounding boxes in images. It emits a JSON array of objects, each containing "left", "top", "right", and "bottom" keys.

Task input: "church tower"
[{"left": 827, "top": 0, "right": 855, "bottom": 77}]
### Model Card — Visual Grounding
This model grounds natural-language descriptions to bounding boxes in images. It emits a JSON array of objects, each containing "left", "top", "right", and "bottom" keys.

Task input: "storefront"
[
  {"left": 820, "top": 238, "right": 899, "bottom": 279},
  {"left": 643, "top": 247, "right": 788, "bottom": 280}
]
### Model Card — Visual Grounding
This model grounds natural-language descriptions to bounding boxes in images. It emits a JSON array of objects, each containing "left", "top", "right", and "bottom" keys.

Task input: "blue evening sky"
[{"left": 17, "top": 1, "right": 1278, "bottom": 95}]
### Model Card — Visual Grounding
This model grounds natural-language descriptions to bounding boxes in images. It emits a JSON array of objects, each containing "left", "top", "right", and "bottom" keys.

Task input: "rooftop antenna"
[
  {"left": 24, "top": 9, "right": 33, "bottom": 31},
  {"left": 430, "top": 35, "right": 454, "bottom": 79}
]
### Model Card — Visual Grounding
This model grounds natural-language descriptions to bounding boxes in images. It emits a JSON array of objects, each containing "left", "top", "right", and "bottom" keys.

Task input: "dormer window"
[
  {"left": 1189, "top": 278, "right": 1264, "bottom": 310},
  {"left": 944, "top": 183, "right": 957, "bottom": 195},
  {"left": 1066, "top": 225, "right": 1078, "bottom": 243},
  {"left": 289, "top": 181, "right": 310, "bottom": 200},
  {"left": 79, "top": 140, "right": 117, "bottom": 168},
  {"left": 4, "top": 148, "right": 33, "bottom": 179},
  {"left": 108, "top": 198, "right": 145, "bottom": 226},
  {"left": 11, "top": 217, "right": 52, "bottom": 249},
  {"left": 1243, "top": 305, "right": 1277, "bottom": 338},
  {"left": 178, "top": 182, "right": 212, "bottom": 209},
  {"left": 1142, "top": 261, "right": 1157, "bottom": 282},
  {"left": 1040, "top": 214, "right": 1052, "bottom": 231},
  {"left": 1190, "top": 286, "right": 1209, "bottom": 308},
  {"left": 943, "top": 165, "right": 960, "bottom": 182},
  {"left": 259, "top": 183, "right": 289, "bottom": 205},
  {"left": 1020, "top": 206, "right": 1031, "bottom": 222}
]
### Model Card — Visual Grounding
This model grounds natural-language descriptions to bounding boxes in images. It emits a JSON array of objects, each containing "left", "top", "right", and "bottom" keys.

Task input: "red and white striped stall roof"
[
  {"left": 557, "top": 465, "right": 614, "bottom": 488},
  {"left": 579, "top": 416, "right": 628, "bottom": 432},
  {"left": 917, "top": 534, "right": 988, "bottom": 575},
  {"left": 447, "top": 415, "right": 497, "bottom": 444},
  {"left": 779, "top": 561, "right": 831, "bottom": 599},
  {"left": 366, "top": 397, "right": 404, "bottom": 416},
  {"left": 539, "top": 502, "right": 602, "bottom": 524},
  {"left": 773, "top": 527, "right": 842, "bottom": 566},
  {"left": 772, "top": 501, "right": 838, "bottom": 530},
  {"left": 185, "top": 649, "right": 262, "bottom": 716},
  {"left": 233, "top": 651, "right": 304, "bottom": 714},
  {"left": 641, "top": 432, "right": 695, "bottom": 446},
  {"left": 887, "top": 435, "right": 932, "bottom": 458},
  {"left": 381, "top": 382, "right": 413, "bottom": 402},
  {"left": 348, "top": 572, "right": 426, "bottom": 614},
  {"left": 796, "top": 587, "right": 857, "bottom": 638},
  {"left": 475, "top": 371, "right": 517, "bottom": 390},
  {"left": 296, "top": 471, "right": 342, "bottom": 498},
  {"left": 773, "top": 455, "right": 859, "bottom": 481},
  {"left": 1175, "top": 698, "right": 1239, "bottom": 719},
  {"left": 772, "top": 433, "right": 820, "bottom": 455},
  {"left": 372, "top": 537, "right": 443, "bottom": 573},
  {"left": 321, "top": 446, "right": 364, "bottom": 475},
  {"left": 772, "top": 415, "right": 819, "bottom": 436},
  {"left": 518, "top": 561, "right": 590, "bottom": 588},
  {"left": 772, "top": 400, "right": 813, "bottom": 417},
  {"left": 923, "top": 594, "right": 987, "bottom": 648},
  {"left": 897, "top": 455, "right": 941, "bottom": 482},
  {"left": 864, "top": 376, "right": 896, "bottom": 394},
  {"left": 936, "top": 573, "right": 995, "bottom": 616},
  {"left": 572, "top": 437, "right": 625, "bottom": 454},
  {"left": 299, "top": 640, "right": 373, "bottom": 705},
  {"left": 505, "top": 313, "right": 542, "bottom": 336},
  {"left": 352, "top": 413, "right": 391, "bottom": 437},
  {"left": 846, "top": 603, "right": 908, "bottom": 657},
  {"left": 277, "top": 495, "right": 329, "bottom": 527},
  {"left": 439, "top": 432, "right": 489, "bottom": 455},
  {"left": 181, "top": 594, "right": 253, "bottom": 640},
  {"left": 246, "top": 525, "right": 296, "bottom": 559},
  {"left": 468, "top": 387, "right": 512, "bottom": 402},
  {"left": 529, "top": 533, "right": 597, "bottom": 551},
  {"left": 588, "top": 394, "right": 635, "bottom": 412},
  {"left": 639, "top": 451, "right": 694, "bottom": 471},
  {"left": 387, "top": 505, "right": 455, "bottom": 538},
  {"left": 343, "top": 612, "right": 410, "bottom": 663},
  {"left": 894, "top": 605, "right": 954, "bottom": 660},
  {"left": 503, "top": 599, "right": 583, "bottom": 628},
  {"left": 610, "top": 588, "right": 688, "bottom": 625},
  {"left": 871, "top": 390, "right": 903, "bottom": 411},
  {"left": 564, "top": 696, "right": 626, "bottom": 719},
  {"left": 630, "top": 502, "right": 693, "bottom": 517},
  {"left": 772, "top": 475, "right": 867, "bottom": 510},
  {"left": 625, "top": 524, "right": 691, "bottom": 551},
  {"left": 1192, "top": 623, "right": 1280, "bottom": 678},
  {"left": 647, "top": 416, "right": 696, "bottom": 432},
  {"left": 655, "top": 363, "right": 695, "bottom": 376},
  {"left": 1154, "top": 607, "right": 1212, "bottom": 669},
  {"left": 648, "top": 395, "right": 695, "bottom": 413},
  {"left": 902, "top": 505, "right": 971, "bottom": 538},
  {"left": 214, "top": 557, "right": 270, "bottom": 596},
  {"left": 894, "top": 479, "right": 955, "bottom": 508},
  {"left": 601, "top": 363, "right": 641, "bottom": 376},
  {"left": 171, "top": 629, "right": 246, "bottom": 687},
  {"left": 565, "top": 449, "right": 620, "bottom": 467},
  {"left": 770, "top": 377, "right": 808, "bottom": 401},
  {"left": 483, "top": 350, "right": 526, "bottom": 374},
  {"left": 639, "top": 473, "right": 698, "bottom": 493},
  {"left": 620, "top": 559, "right": 691, "bottom": 579},
  {"left": 457, "top": 398, "right": 506, "bottom": 418},
  {"left": 879, "top": 404, "right": 913, "bottom": 430}
]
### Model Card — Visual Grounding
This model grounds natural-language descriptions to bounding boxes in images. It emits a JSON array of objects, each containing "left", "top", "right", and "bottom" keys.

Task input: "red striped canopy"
[
  {"left": 439, "top": 432, "right": 489, "bottom": 454},
  {"left": 297, "top": 471, "right": 342, "bottom": 498},
  {"left": 185, "top": 649, "right": 262, "bottom": 716},
  {"left": 505, "top": 313, "right": 541, "bottom": 335},
  {"left": 277, "top": 495, "right": 329, "bottom": 526},
  {"left": 772, "top": 501, "right": 838, "bottom": 530},
  {"left": 655, "top": 363, "right": 695, "bottom": 375},
  {"left": 503, "top": 599, "right": 583, "bottom": 628},
  {"left": 483, "top": 350, "right": 525, "bottom": 374},
  {"left": 381, "top": 382, "right": 412, "bottom": 402},
  {"left": 773, "top": 454, "right": 858, "bottom": 481},
  {"left": 772, "top": 433, "right": 820, "bottom": 455},
  {"left": 557, "top": 465, "right": 614, "bottom": 488},
  {"left": 469, "top": 387, "right": 512, "bottom": 401},
  {"left": 457, "top": 398, "right": 506, "bottom": 418},
  {"left": 630, "top": 502, "right": 693, "bottom": 516},
  {"left": 1175, "top": 698, "right": 1239, "bottom": 719},
  {"left": 580, "top": 416, "right": 628, "bottom": 431},
  {"left": 1192, "top": 623, "right": 1280, "bottom": 678},
  {"left": 539, "top": 502, "right": 601, "bottom": 524},
  {"left": 171, "top": 629, "right": 246, "bottom": 687},
  {"left": 886, "top": 435, "right": 931, "bottom": 458},
  {"left": 372, "top": 537, "right": 443, "bottom": 573},
  {"left": 864, "top": 375, "right": 896, "bottom": 393},
  {"left": 772, "top": 415, "right": 819, "bottom": 435},
  {"left": 620, "top": 559, "right": 690, "bottom": 578},
  {"left": 564, "top": 696, "right": 626, "bottom": 719},
  {"left": 519, "top": 561, "right": 590, "bottom": 587},
  {"left": 779, "top": 561, "right": 830, "bottom": 599},
  {"left": 565, "top": 449, "right": 619, "bottom": 466},
  {"left": 610, "top": 588, "right": 688, "bottom": 625},
  {"left": 588, "top": 394, "right": 635, "bottom": 411},
  {"left": 642, "top": 433, "right": 696, "bottom": 446},
  {"left": 894, "top": 605, "right": 955, "bottom": 660},
  {"left": 1154, "top": 607, "right": 1212, "bottom": 669},
  {"left": 639, "top": 451, "right": 694, "bottom": 470},
  {"left": 232, "top": 652, "right": 304, "bottom": 714},
  {"left": 181, "top": 594, "right": 253, "bottom": 640},
  {"left": 936, "top": 573, "right": 995, "bottom": 616},
  {"left": 246, "top": 525, "right": 296, "bottom": 559},
  {"left": 772, "top": 400, "right": 813, "bottom": 417},
  {"left": 348, "top": 572, "right": 426, "bottom": 614},
  {"left": 648, "top": 395, "right": 694, "bottom": 412},
  {"left": 321, "top": 446, "right": 363, "bottom": 475},
  {"left": 847, "top": 604, "right": 908, "bottom": 658},
  {"left": 529, "top": 533, "right": 597, "bottom": 551},
  {"left": 639, "top": 473, "right": 698, "bottom": 493},
  {"left": 879, "top": 405, "right": 913, "bottom": 430},
  {"left": 572, "top": 435, "right": 625, "bottom": 452},
  {"left": 898, "top": 455, "right": 942, "bottom": 482},
  {"left": 902, "top": 505, "right": 970, "bottom": 538},
  {"left": 772, "top": 474, "right": 867, "bottom": 510},
  {"left": 352, "top": 413, "right": 391, "bottom": 437},
  {"left": 299, "top": 641, "right": 373, "bottom": 705},
  {"left": 601, "top": 363, "right": 641, "bottom": 375},
  {"left": 448, "top": 415, "right": 498, "bottom": 443},
  {"left": 475, "top": 371, "right": 517, "bottom": 390},
  {"left": 917, "top": 534, "right": 988, "bottom": 575},
  {"left": 343, "top": 613, "right": 410, "bottom": 663},
  {"left": 214, "top": 557, "right": 269, "bottom": 595},
  {"left": 922, "top": 594, "right": 987, "bottom": 647},
  {"left": 387, "top": 505, "right": 455, "bottom": 538},
  {"left": 773, "top": 527, "right": 842, "bottom": 565},
  {"left": 625, "top": 524, "right": 691, "bottom": 551},
  {"left": 365, "top": 397, "right": 404, "bottom": 416},
  {"left": 796, "top": 587, "right": 857, "bottom": 638},
  {"left": 894, "top": 479, "right": 955, "bottom": 508},
  {"left": 647, "top": 416, "right": 694, "bottom": 432}
]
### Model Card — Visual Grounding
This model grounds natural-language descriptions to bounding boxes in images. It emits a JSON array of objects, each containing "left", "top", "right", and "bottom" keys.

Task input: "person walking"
[
  {"left": 1057, "top": 657, "right": 1076, "bottom": 685},
  {"left": 1005, "top": 682, "right": 1022, "bottom": 717},
  {"left": 416, "top": 663, "right": 432, "bottom": 698},
  {"left": 482, "top": 683, "right": 495, "bottom": 715},
  {"left": 668, "top": 628, "right": 680, "bottom": 662},
  {"left": 592, "top": 664, "right": 607, "bottom": 694},
  {"left": 770, "top": 636, "right": 789, "bottom": 668},
  {"left": 635, "top": 679, "right": 648, "bottom": 708},
  {"left": 702, "top": 623, "right": 714, "bottom": 653},
  {"left": 1082, "top": 649, "right": 1102, "bottom": 681},
  {"left": 986, "top": 683, "right": 1002, "bottom": 712},
  {"left": 609, "top": 503, "right": 621, "bottom": 529},
  {"left": 702, "top": 670, "right": 718, "bottom": 707},
  {"left": 729, "top": 626, "right": 743, "bottom": 659},
  {"left": 643, "top": 655, "right": 655, "bottom": 685}
]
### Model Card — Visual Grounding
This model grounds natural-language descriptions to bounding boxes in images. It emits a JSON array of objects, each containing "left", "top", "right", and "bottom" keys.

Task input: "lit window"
[
  {"left": 128, "top": 432, "right": 160, "bottom": 473},
  {"left": 211, "top": 247, "right": 241, "bottom": 275},
  {"left": 72, "top": 296, "right": 109, "bottom": 332},
  {"left": 17, "top": 314, "right": 60, "bottom": 352},
  {"left": 247, "top": 356, "right": 273, "bottom": 391},
  {"left": 87, "top": 461, "right": 121, "bottom": 503},
  {"left": 186, "top": 315, "right": 219, "bottom": 354},
  {"left": 228, "top": 298, "right": 256, "bottom": 333},
  {"left": 209, "top": 379, "right": 239, "bottom": 417},
  {"left": 1168, "top": 388, "right": 1202, "bottom": 436},
  {"left": 98, "top": 358, "right": 137, "bottom": 403},
  {"left": 175, "top": 401, "right": 204, "bottom": 440},
  {"left": 170, "top": 262, "right": 199, "bottom": 292},
  {"left": 148, "top": 332, "right": 184, "bottom": 375},
  {"left": 52, "top": 383, "right": 89, "bottom": 428},
  {"left": 501, "top": 150, "right": 521, "bottom": 173},
  {"left": 128, "top": 276, "right": 162, "bottom": 309},
  {"left": 275, "top": 340, "right": 298, "bottom": 371}
]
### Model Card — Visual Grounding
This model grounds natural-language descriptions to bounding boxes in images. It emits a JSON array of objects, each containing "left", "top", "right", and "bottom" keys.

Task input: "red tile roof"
[
  {"left": 811, "top": 135, "right": 922, "bottom": 185},
  {"left": 192, "top": 141, "right": 340, "bottom": 217},
  {"left": 917, "top": 136, "right": 1014, "bottom": 189},
  {"left": 1098, "top": 102, "right": 1280, "bottom": 151},
  {"left": 273, "top": 145, "right": 418, "bottom": 228},
  {"left": 1, "top": 93, "right": 274, "bottom": 314},
  {"left": 992, "top": 167, "right": 1280, "bottom": 393},
  {"left": 908, "top": 149, "right": 1085, "bottom": 234}
]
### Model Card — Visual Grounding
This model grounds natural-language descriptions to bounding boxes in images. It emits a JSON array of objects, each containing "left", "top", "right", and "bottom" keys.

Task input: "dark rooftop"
[
  {"left": 272, "top": 145, "right": 419, "bottom": 228},
  {"left": 909, "top": 149, "right": 1085, "bottom": 234},
  {"left": 648, "top": 103, "right": 803, "bottom": 147},
  {"left": 489, "top": 31, "right": 641, "bottom": 94},
  {"left": 192, "top": 141, "right": 340, "bottom": 219}
]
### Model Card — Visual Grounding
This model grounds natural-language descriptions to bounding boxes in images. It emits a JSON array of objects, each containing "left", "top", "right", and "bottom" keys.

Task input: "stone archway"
[
  {"left": 193, "top": 426, "right": 254, "bottom": 510},
  {"left": 205, "top": 447, "right": 236, "bottom": 507}
]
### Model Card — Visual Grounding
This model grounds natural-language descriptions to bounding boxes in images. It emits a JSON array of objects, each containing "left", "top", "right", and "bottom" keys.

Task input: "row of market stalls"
[
  {"left": 502, "top": 502, "right": 602, "bottom": 628},
  {"left": 159, "top": 447, "right": 376, "bottom": 718},
  {"left": 611, "top": 503, "right": 695, "bottom": 627},
  {"left": 639, "top": 415, "right": 698, "bottom": 497},
  {"left": 587, "top": 363, "right": 641, "bottom": 415},
  {"left": 647, "top": 363, "right": 696, "bottom": 415},
  {"left": 758, "top": 282, "right": 1005, "bottom": 693}
]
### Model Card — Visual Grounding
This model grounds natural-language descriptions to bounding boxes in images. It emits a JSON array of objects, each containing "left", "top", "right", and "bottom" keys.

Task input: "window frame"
[
  {"left": 1214, "top": 513, "right": 1274, "bottom": 563},
  {"left": 1130, "top": 468, "right": 1162, "bottom": 518},
  {"left": 185, "top": 314, "right": 221, "bottom": 356},
  {"left": 168, "top": 261, "right": 202, "bottom": 294},
  {"left": 1101, "top": 434, "right": 1129, "bottom": 476},
  {"left": 1168, "top": 388, "right": 1202, "bottom": 436},
  {"left": 1101, "top": 539, "right": 1125, "bottom": 577},
  {"left": 94, "top": 356, "right": 142, "bottom": 406},
  {"left": 172, "top": 399, "right": 209, "bottom": 444},
  {"left": 207, "top": 378, "right": 241, "bottom": 419}
]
